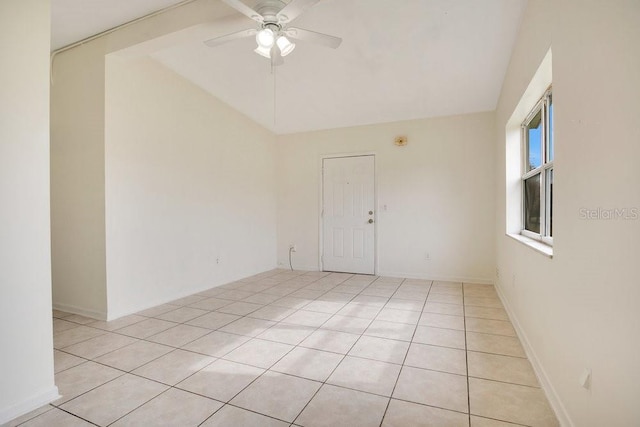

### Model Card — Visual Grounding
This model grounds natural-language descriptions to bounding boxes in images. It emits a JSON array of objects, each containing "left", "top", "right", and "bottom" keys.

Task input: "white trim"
[
  {"left": 495, "top": 284, "right": 574, "bottom": 427},
  {"left": 507, "top": 233, "right": 553, "bottom": 258},
  {"left": 376, "top": 271, "right": 494, "bottom": 285},
  {"left": 51, "top": 303, "right": 107, "bottom": 321},
  {"left": 0, "top": 386, "right": 60, "bottom": 425}
]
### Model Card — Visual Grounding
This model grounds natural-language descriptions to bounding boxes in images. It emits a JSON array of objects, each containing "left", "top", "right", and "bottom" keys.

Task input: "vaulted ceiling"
[{"left": 52, "top": 0, "right": 528, "bottom": 134}]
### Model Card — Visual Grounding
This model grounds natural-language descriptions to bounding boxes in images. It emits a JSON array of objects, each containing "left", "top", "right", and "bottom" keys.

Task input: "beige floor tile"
[
  {"left": 405, "top": 343, "right": 467, "bottom": 375},
  {"left": 4, "top": 405, "right": 54, "bottom": 427},
  {"left": 256, "top": 323, "right": 316, "bottom": 345},
  {"left": 375, "top": 307, "right": 421, "bottom": 325},
  {"left": 361, "top": 287, "right": 396, "bottom": 297},
  {"left": 231, "top": 371, "right": 321, "bottom": 422},
  {"left": 470, "top": 415, "right": 523, "bottom": 426},
  {"left": 393, "top": 366, "right": 468, "bottom": 413},
  {"left": 364, "top": 319, "right": 416, "bottom": 341},
  {"left": 465, "top": 306, "right": 509, "bottom": 321},
  {"left": 327, "top": 356, "right": 401, "bottom": 396},
  {"left": 242, "top": 292, "right": 282, "bottom": 305},
  {"left": 54, "top": 361, "right": 123, "bottom": 405},
  {"left": 186, "top": 311, "right": 241, "bottom": 329},
  {"left": 392, "top": 291, "right": 428, "bottom": 302},
  {"left": 223, "top": 338, "right": 293, "bottom": 368},
  {"left": 419, "top": 313, "right": 465, "bottom": 331},
  {"left": 351, "top": 295, "right": 389, "bottom": 307},
  {"left": 336, "top": 302, "right": 382, "bottom": 319},
  {"left": 466, "top": 318, "right": 516, "bottom": 337},
  {"left": 61, "top": 374, "right": 168, "bottom": 426},
  {"left": 201, "top": 405, "right": 288, "bottom": 427},
  {"left": 469, "top": 378, "right": 558, "bottom": 426},
  {"left": 53, "top": 310, "right": 73, "bottom": 319},
  {"left": 87, "top": 315, "right": 146, "bottom": 331},
  {"left": 282, "top": 310, "right": 332, "bottom": 327},
  {"left": 115, "top": 318, "right": 176, "bottom": 339},
  {"left": 289, "top": 289, "right": 325, "bottom": 300},
  {"left": 413, "top": 326, "right": 466, "bottom": 349},
  {"left": 94, "top": 340, "right": 173, "bottom": 371},
  {"left": 423, "top": 302, "right": 464, "bottom": 316},
  {"left": 464, "top": 297, "right": 503, "bottom": 309},
  {"left": 53, "top": 319, "right": 80, "bottom": 333},
  {"left": 147, "top": 324, "right": 211, "bottom": 347},
  {"left": 427, "top": 294, "right": 464, "bottom": 305},
  {"left": 321, "top": 314, "right": 372, "bottom": 334},
  {"left": 219, "top": 317, "right": 276, "bottom": 337},
  {"left": 54, "top": 350, "right": 86, "bottom": 373},
  {"left": 466, "top": 332, "right": 526, "bottom": 358},
  {"left": 348, "top": 335, "right": 409, "bottom": 364},
  {"left": 270, "top": 296, "right": 311, "bottom": 309},
  {"left": 136, "top": 304, "right": 180, "bottom": 318},
  {"left": 271, "top": 347, "right": 343, "bottom": 381},
  {"left": 187, "top": 297, "right": 233, "bottom": 311},
  {"left": 468, "top": 351, "right": 538, "bottom": 386},
  {"left": 382, "top": 399, "right": 469, "bottom": 427},
  {"left": 132, "top": 349, "right": 214, "bottom": 385},
  {"left": 262, "top": 287, "right": 298, "bottom": 297},
  {"left": 63, "top": 314, "right": 96, "bottom": 325},
  {"left": 177, "top": 359, "right": 264, "bottom": 401},
  {"left": 182, "top": 331, "right": 251, "bottom": 357},
  {"left": 463, "top": 288, "right": 498, "bottom": 299},
  {"left": 196, "top": 287, "right": 227, "bottom": 297},
  {"left": 156, "top": 306, "right": 209, "bottom": 323},
  {"left": 217, "top": 301, "right": 264, "bottom": 316},
  {"left": 216, "top": 290, "right": 256, "bottom": 301},
  {"left": 53, "top": 326, "right": 106, "bottom": 349},
  {"left": 302, "top": 300, "right": 347, "bottom": 314},
  {"left": 247, "top": 305, "right": 296, "bottom": 321},
  {"left": 18, "top": 407, "right": 93, "bottom": 427},
  {"left": 63, "top": 333, "right": 138, "bottom": 359},
  {"left": 170, "top": 295, "right": 208, "bottom": 306},
  {"left": 300, "top": 329, "right": 360, "bottom": 354},
  {"left": 295, "top": 384, "right": 389, "bottom": 427},
  {"left": 111, "top": 388, "right": 222, "bottom": 427},
  {"left": 384, "top": 298, "right": 424, "bottom": 312}
]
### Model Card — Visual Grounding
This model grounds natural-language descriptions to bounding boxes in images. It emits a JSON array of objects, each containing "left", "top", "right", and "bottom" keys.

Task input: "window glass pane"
[
  {"left": 547, "top": 168, "right": 553, "bottom": 237},
  {"left": 548, "top": 95, "right": 554, "bottom": 161},
  {"left": 526, "top": 109, "right": 542, "bottom": 171},
  {"left": 524, "top": 173, "right": 541, "bottom": 233}
]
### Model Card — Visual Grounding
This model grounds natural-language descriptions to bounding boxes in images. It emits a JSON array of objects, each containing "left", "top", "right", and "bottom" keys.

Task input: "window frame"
[{"left": 521, "top": 87, "right": 553, "bottom": 246}]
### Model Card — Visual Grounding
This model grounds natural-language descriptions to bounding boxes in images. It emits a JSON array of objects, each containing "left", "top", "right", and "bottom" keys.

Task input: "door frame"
[{"left": 318, "top": 152, "right": 378, "bottom": 275}]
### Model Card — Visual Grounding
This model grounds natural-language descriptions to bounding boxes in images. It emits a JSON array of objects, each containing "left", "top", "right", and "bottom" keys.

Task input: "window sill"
[{"left": 507, "top": 233, "right": 553, "bottom": 258}]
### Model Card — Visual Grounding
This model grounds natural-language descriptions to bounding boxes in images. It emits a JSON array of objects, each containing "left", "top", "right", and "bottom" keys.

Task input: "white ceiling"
[{"left": 52, "top": 0, "right": 528, "bottom": 134}]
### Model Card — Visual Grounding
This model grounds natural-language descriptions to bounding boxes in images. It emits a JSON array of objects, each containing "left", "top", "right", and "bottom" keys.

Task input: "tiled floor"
[{"left": 7, "top": 270, "right": 559, "bottom": 427}]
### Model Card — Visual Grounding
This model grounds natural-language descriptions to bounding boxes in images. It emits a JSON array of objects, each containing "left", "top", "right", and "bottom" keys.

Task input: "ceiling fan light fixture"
[
  {"left": 256, "top": 28, "right": 275, "bottom": 48},
  {"left": 276, "top": 36, "right": 296, "bottom": 57},
  {"left": 254, "top": 45, "right": 272, "bottom": 58}
]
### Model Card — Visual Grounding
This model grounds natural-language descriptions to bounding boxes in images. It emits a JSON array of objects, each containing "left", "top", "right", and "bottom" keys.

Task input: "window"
[{"left": 521, "top": 87, "right": 553, "bottom": 244}]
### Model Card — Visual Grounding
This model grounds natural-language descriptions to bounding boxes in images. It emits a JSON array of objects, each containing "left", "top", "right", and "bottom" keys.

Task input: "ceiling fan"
[{"left": 204, "top": 0, "right": 342, "bottom": 66}]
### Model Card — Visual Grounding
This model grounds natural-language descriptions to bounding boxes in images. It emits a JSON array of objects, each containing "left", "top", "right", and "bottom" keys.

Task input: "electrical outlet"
[
  {"left": 512, "top": 273, "right": 516, "bottom": 288},
  {"left": 579, "top": 368, "right": 592, "bottom": 390},
  {"left": 215, "top": 257, "right": 220, "bottom": 265},
  {"left": 425, "top": 252, "right": 431, "bottom": 261},
  {"left": 496, "top": 267, "right": 500, "bottom": 278},
  {"left": 289, "top": 244, "right": 297, "bottom": 252}
]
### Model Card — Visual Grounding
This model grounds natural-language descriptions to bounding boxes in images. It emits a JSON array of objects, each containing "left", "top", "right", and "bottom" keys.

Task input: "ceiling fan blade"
[
  {"left": 271, "top": 44, "right": 284, "bottom": 67},
  {"left": 221, "top": 0, "right": 264, "bottom": 23},
  {"left": 285, "top": 27, "right": 342, "bottom": 49},
  {"left": 276, "top": 0, "right": 321, "bottom": 24},
  {"left": 203, "top": 28, "right": 257, "bottom": 48}
]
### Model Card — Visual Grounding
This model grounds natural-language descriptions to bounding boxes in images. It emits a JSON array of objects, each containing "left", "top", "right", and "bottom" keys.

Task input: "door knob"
[{"left": 368, "top": 219, "right": 374, "bottom": 224}]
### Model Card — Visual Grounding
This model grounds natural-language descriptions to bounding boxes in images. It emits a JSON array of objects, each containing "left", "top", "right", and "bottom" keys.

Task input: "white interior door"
[{"left": 322, "top": 155, "right": 375, "bottom": 274}]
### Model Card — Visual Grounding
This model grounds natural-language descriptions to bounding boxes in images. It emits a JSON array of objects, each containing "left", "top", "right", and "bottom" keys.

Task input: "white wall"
[
  {"left": 277, "top": 112, "right": 496, "bottom": 282},
  {"left": 50, "top": 0, "right": 237, "bottom": 319},
  {"left": 105, "top": 57, "right": 277, "bottom": 319},
  {"left": 495, "top": 1, "right": 640, "bottom": 425},
  {"left": 0, "top": 0, "right": 59, "bottom": 423}
]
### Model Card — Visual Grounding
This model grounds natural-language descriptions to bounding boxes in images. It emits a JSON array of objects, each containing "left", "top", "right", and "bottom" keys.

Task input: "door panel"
[{"left": 322, "top": 156, "right": 375, "bottom": 274}]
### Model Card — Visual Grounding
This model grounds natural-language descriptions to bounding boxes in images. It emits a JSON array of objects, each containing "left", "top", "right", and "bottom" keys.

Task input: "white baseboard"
[
  {"left": 377, "top": 270, "right": 494, "bottom": 284},
  {"left": 52, "top": 302, "right": 107, "bottom": 321},
  {"left": 0, "top": 386, "right": 59, "bottom": 425},
  {"left": 494, "top": 284, "right": 574, "bottom": 427}
]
